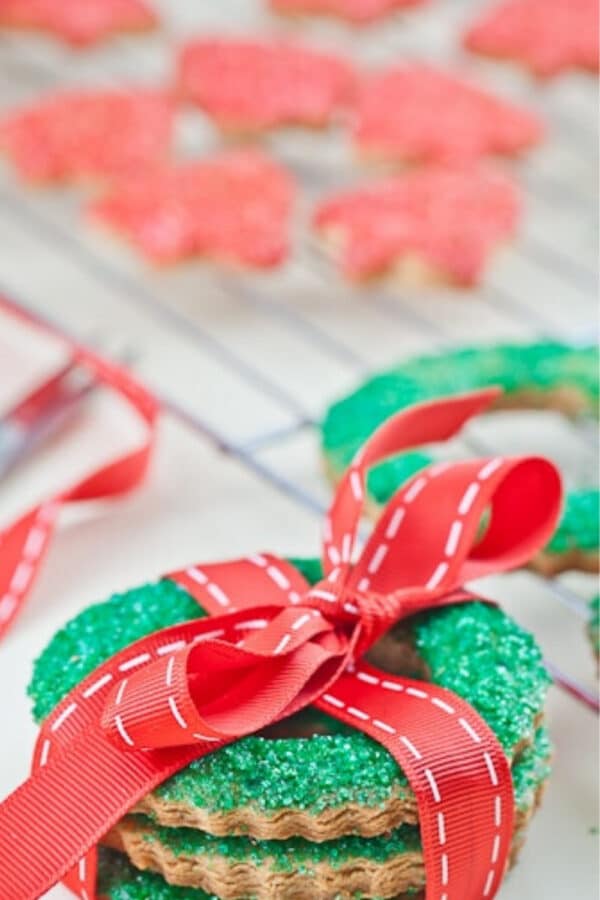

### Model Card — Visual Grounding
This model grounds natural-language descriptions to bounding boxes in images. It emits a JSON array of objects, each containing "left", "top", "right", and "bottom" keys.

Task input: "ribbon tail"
[
  {"left": 0, "top": 727, "right": 207, "bottom": 900},
  {"left": 62, "top": 849, "right": 98, "bottom": 900},
  {"left": 316, "top": 665, "right": 514, "bottom": 900},
  {"left": 0, "top": 502, "right": 57, "bottom": 640}
]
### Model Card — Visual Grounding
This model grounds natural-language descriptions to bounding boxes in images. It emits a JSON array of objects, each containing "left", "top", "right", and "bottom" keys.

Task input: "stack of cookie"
[{"left": 30, "top": 565, "right": 553, "bottom": 899}]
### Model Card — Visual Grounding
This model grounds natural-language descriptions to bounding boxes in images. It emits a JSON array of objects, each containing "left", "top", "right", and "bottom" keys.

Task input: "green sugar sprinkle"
[
  {"left": 134, "top": 817, "right": 421, "bottom": 870},
  {"left": 546, "top": 489, "right": 599, "bottom": 554},
  {"left": 29, "top": 579, "right": 203, "bottom": 723},
  {"left": 98, "top": 848, "right": 218, "bottom": 900},
  {"left": 321, "top": 341, "right": 599, "bottom": 556},
  {"left": 511, "top": 726, "right": 552, "bottom": 812},
  {"left": 412, "top": 602, "right": 550, "bottom": 754},
  {"left": 153, "top": 720, "right": 409, "bottom": 815},
  {"left": 29, "top": 561, "right": 550, "bottom": 821},
  {"left": 97, "top": 725, "right": 551, "bottom": 899}
]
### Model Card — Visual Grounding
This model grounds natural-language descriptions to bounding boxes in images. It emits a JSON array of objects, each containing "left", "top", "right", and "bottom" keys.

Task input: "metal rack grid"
[{"left": 0, "top": 0, "right": 598, "bottom": 716}]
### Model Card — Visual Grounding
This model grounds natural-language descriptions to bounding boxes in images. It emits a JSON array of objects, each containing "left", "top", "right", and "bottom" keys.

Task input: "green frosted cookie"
[
  {"left": 30, "top": 561, "right": 549, "bottom": 832},
  {"left": 322, "top": 342, "right": 599, "bottom": 575},
  {"left": 31, "top": 561, "right": 553, "bottom": 898},
  {"left": 97, "top": 722, "right": 551, "bottom": 900}
]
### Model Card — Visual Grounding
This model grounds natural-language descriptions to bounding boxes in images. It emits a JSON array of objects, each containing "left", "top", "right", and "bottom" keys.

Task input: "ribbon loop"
[
  {"left": 101, "top": 604, "right": 354, "bottom": 752},
  {"left": 322, "top": 388, "right": 502, "bottom": 576}
]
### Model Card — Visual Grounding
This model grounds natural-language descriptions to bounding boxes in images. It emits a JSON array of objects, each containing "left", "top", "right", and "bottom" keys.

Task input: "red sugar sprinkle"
[
  {"left": 354, "top": 63, "right": 544, "bottom": 165},
  {"left": 270, "top": 0, "right": 428, "bottom": 24},
  {"left": 0, "top": 89, "right": 174, "bottom": 184},
  {"left": 314, "top": 167, "right": 521, "bottom": 285},
  {"left": 464, "top": 0, "right": 599, "bottom": 78},
  {"left": 89, "top": 151, "right": 295, "bottom": 268},
  {"left": 177, "top": 38, "right": 356, "bottom": 132},
  {"left": 0, "top": 0, "right": 157, "bottom": 47}
]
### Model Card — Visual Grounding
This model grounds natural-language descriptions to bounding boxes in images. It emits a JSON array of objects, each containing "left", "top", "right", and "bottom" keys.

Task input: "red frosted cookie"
[
  {"left": 314, "top": 167, "right": 520, "bottom": 285},
  {"left": 177, "top": 38, "right": 355, "bottom": 132},
  {"left": 354, "top": 63, "right": 544, "bottom": 165},
  {"left": 270, "top": 0, "right": 427, "bottom": 24},
  {"left": 0, "top": 0, "right": 157, "bottom": 47},
  {"left": 89, "top": 151, "right": 295, "bottom": 268},
  {"left": 0, "top": 89, "right": 174, "bottom": 184},
  {"left": 464, "top": 0, "right": 599, "bottom": 77}
]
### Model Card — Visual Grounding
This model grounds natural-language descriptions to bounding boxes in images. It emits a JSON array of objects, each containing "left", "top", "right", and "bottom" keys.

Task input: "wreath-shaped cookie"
[
  {"left": 322, "top": 342, "right": 599, "bottom": 575},
  {"left": 31, "top": 564, "right": 551, "bottom": 899}
]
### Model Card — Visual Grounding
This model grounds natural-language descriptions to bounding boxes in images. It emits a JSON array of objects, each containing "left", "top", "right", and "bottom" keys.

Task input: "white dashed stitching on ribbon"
[
  {"left": 186, "top": 567, "right": 231, "bottom": 608},
  {"left": 0, "top": 505, "right": 55, "bottom": 624}
]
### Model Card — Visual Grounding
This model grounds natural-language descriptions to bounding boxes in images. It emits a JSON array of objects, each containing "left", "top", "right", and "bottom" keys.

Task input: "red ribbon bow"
[{"left": 0, "top": 389, "right": 561, "bottom": 900}]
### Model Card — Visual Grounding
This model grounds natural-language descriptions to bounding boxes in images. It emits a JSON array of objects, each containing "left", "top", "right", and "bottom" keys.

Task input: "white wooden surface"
[{"left": 0, "top": 1, "right": 598, "bottom": 897}]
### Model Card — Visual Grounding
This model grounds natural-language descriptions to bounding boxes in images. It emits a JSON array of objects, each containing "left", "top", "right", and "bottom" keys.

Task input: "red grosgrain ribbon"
[
  {"left": 0, "top": 302, "right": 158, "bottom": 640},
  {"left": 0, "top": 389, "right": 561, "bottom": 900}
]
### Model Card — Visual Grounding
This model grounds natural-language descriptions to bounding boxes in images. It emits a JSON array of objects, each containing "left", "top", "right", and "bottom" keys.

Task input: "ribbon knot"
[{"left": 304, "top": 578, "right": 430, "bottom": 658}]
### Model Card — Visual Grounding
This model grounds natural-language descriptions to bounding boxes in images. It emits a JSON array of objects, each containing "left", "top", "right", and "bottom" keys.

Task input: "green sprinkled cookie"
[
  {"left": 98, "top": 721, "right": 551, "bottom": 900},
  {"left": 31, "top": 561, "right": 553, "bottom": 898},
  {"left": 321, "top": 342, "right": 599, "bottom": 576}
]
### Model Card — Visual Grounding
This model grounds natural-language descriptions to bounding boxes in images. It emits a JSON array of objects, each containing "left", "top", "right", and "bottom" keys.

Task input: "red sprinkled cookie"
[
  {"left": 0, "top": 0, "right": 157, "bottom": 47},
  {"left": 270, "top": 0, "right": 428, "bottom": 24},
  {"left": 177, "top": 38, "right": 355, "bottom": 132},
  {"left": 354, "top": 63, "right": 544, "bottom": 165},
  {"left": 464, "top": 0, "right": 600, "bottom": 77},
  {"left": 89, "top": 150, "right": 295, "bottom": 268},
  {"left": 313, "top": 167, "right": 520, "bottom": 285},
  {"left": 0, "top": 90, "right": 174, "bottom": 184}
]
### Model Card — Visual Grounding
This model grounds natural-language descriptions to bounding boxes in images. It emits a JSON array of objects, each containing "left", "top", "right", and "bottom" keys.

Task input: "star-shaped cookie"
[
  {"left": 0, "top": 0, "right": 157, "bottom": 47},
  {"left": 464, "top": 0, "right": 599, "bottom": 78},
  {"left": 0, "top": 89, "right": 174, "bottom": 183},
  {"left": 353, "top": 63, "right": 544, "bottom": 165},
  {"left": 314, "top": 167, "right": 521, "bottom": 286},
  {"left": 89, "top": 150, "right": 295, "bottom": 268},
  {"left": 177, "top": 38, "right": 355, "bottom": 133}
]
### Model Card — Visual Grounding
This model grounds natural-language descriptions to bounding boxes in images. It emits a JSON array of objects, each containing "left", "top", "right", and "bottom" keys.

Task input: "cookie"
[
  {"left": 0, "top": 89, "right": 174, "bottom": 184},
  {"left": 88, "top": 150, "right": 295, "bottom": 267},
  {"left": 177, "top": 38, "right": 355, "bottom": 133},
  {"left": 321, "top": 342, "right": 599, "bottom": 575},
  {"left": 98, "top": 728, "right": 551, "bottom": 900},
  {"left": 353, "top": 63, "right": 544, "bottom": 166},
  {"left": 30, "top": 561, "right": 552, "bottom": 897},
  {"left": 313, "top": 166, "right": 520, "bottom": 285},
  {"left": 464, "top": 0, "right": 600, "bottom": 78},
  {"left": 95, "top": 724, "right": 548, "bottom": 900},
  {"left": 103, "top": 746, "right": 549, "bottom": 900},
  {"left": 269, "top": 0, "right": 427, "bottom": 25},
  {"left": 0, "top": 0, "right": 157, "bottom": 47}
]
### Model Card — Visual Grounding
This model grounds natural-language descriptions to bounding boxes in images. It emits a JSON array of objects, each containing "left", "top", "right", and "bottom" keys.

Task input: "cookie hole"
[{"left": 366, "top": 622, "right": 430, "bottom": 680}]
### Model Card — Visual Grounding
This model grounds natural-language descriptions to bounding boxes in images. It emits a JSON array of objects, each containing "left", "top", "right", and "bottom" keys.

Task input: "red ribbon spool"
[{"left": 0, "top": 388, "right": 562, "bottom": 900}]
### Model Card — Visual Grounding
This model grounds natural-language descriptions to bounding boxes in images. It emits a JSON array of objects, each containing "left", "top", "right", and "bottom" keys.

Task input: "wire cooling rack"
[{"left": 0, "top": 0, "right": 598, "bottom": 715}]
